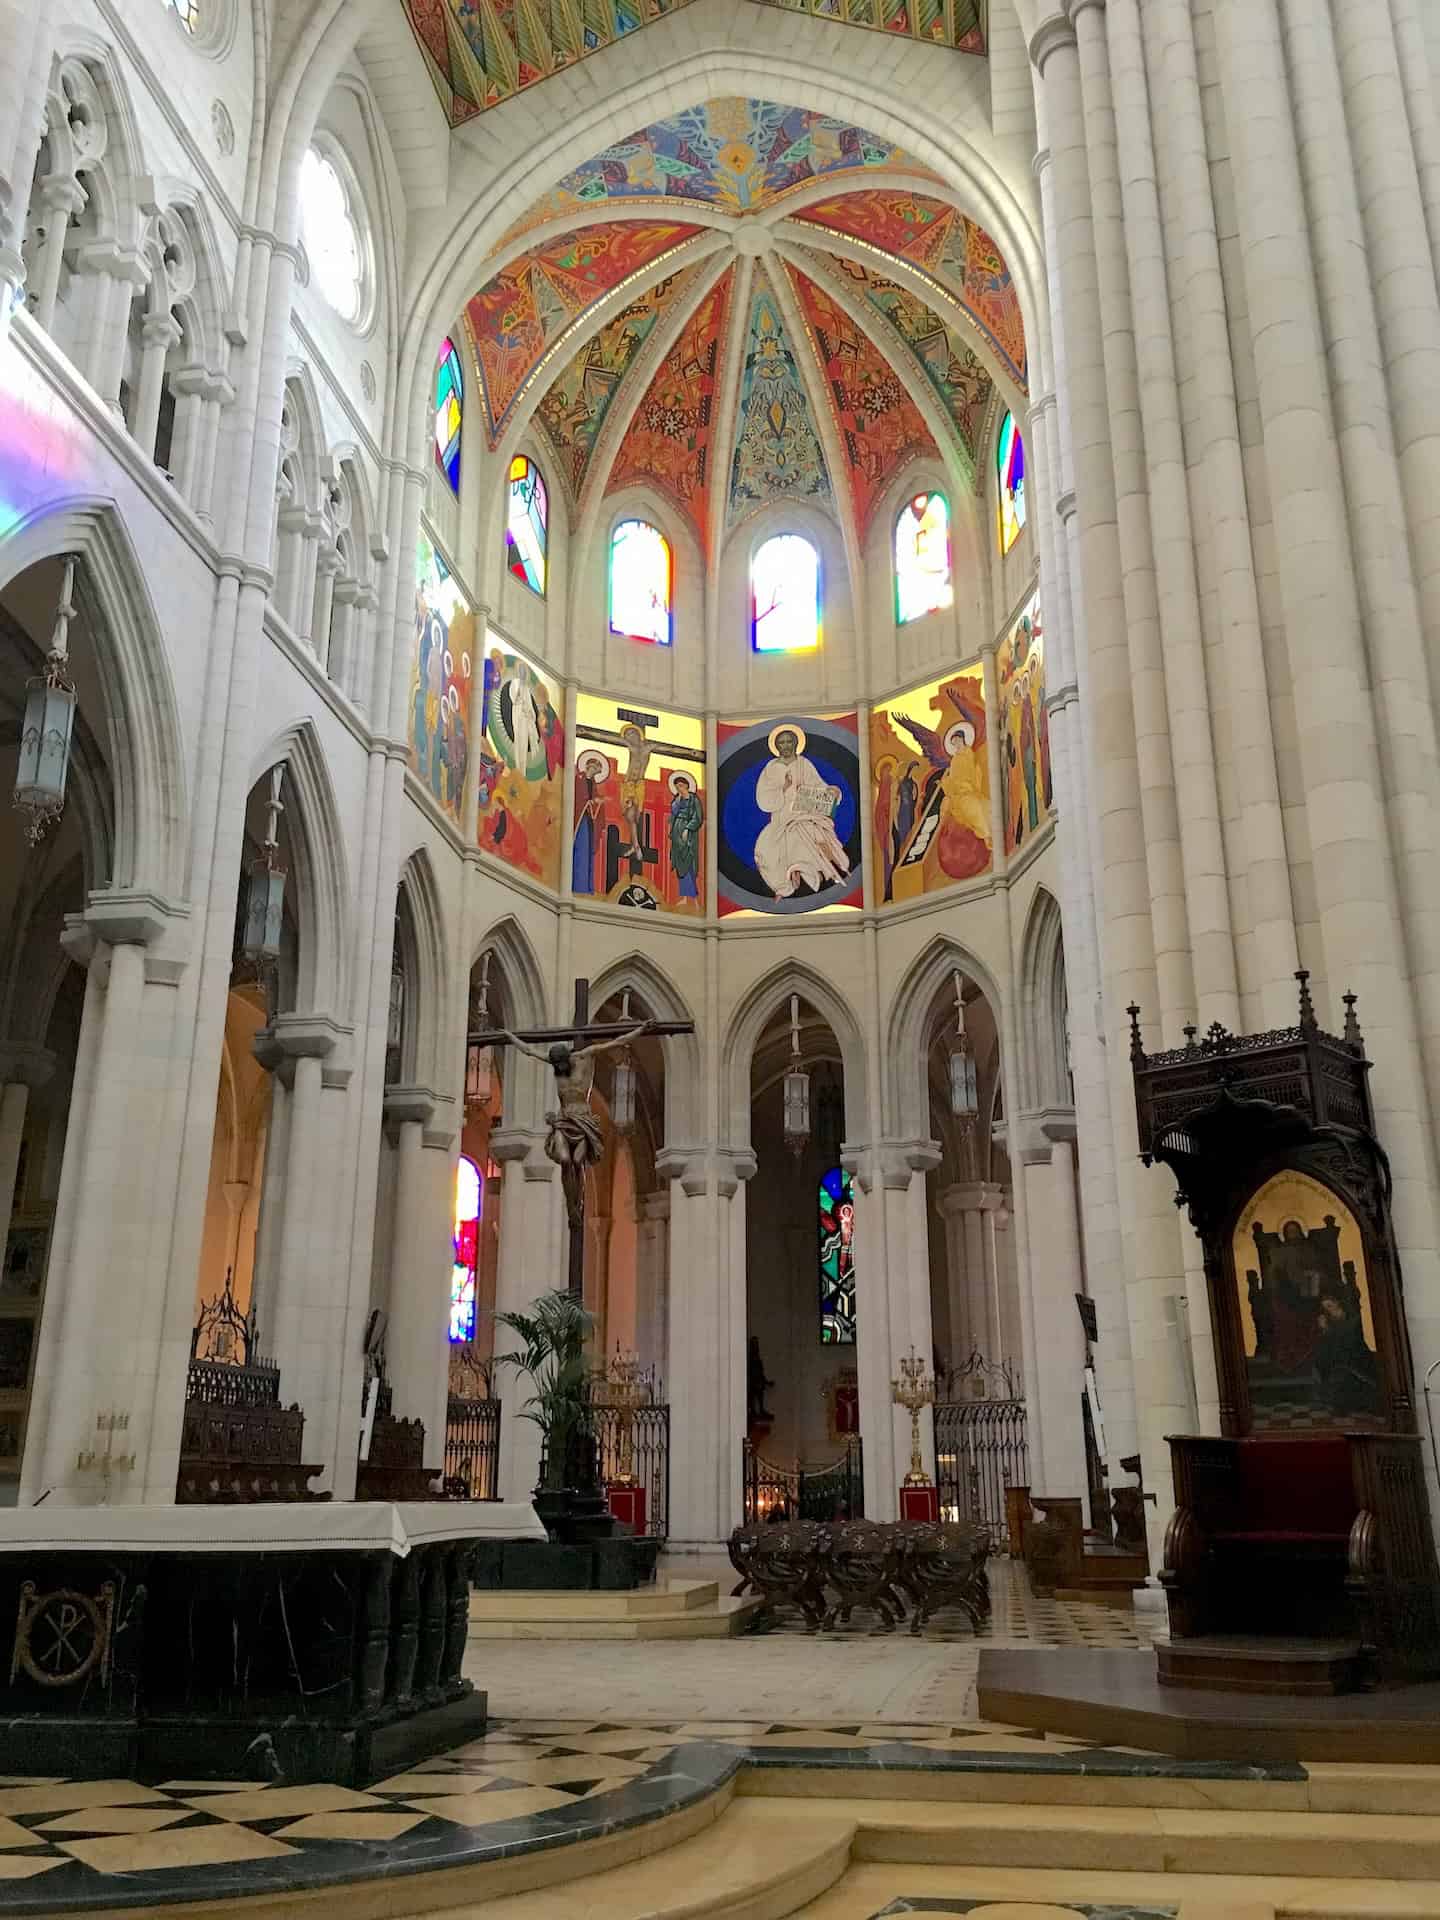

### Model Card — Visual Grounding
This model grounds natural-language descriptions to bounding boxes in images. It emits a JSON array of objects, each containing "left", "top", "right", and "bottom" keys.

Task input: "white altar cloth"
[{"left": 0, "top": 1499, "right": 545, "bottom": 1556}]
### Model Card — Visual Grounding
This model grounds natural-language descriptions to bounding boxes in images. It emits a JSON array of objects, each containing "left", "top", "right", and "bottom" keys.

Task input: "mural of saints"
[
  {"left": 870, "top": 668, "right": 991, "bottom": 904},
  {"left": 997, "top": 594, "right": 1052, "bottom": 856},
  {"left": 717, "top": 713, "right": 862, "bottom": 915},
  {"left": 571, "top": 694, "right": 706, "bottom": 913},
  {"left": 476, "top": 637, "right": 565, "bottom": 888},
  {"left": 409, "top": 534, "right": 473, "bottom": 826}
]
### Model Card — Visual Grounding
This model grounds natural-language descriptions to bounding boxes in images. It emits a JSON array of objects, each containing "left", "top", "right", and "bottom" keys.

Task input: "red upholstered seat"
[{"left": 1210, "top": 1434, "right": 1356, "bottom": 1544}]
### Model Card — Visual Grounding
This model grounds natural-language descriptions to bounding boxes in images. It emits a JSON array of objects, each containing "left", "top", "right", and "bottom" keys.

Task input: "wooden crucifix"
[{"left": 468, "top": 978, "right": 695, "bottom": 1298}]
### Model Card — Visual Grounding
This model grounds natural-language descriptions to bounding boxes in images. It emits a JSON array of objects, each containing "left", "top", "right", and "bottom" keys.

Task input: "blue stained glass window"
[
  {"left": 609, "top": 518, "right": 673, "bottom": 646},
  {"left": 435, "top": 338, "right": 462, "bottom": 496},
  {"left": 998, "top": 411, "right": 1027, "bottom": 555},
  {"left": 895, "top": 491, "right": 953, "bottom": 624},
  {"left": 506, "top": 455, "right": 548, "bottom": 595},
  {"left": 449, "top": 1154, "right": 482, "bottom": 1343},
  {"left": 752, "top": 533, "right": 821, "bottom": 653},
  {"left": 819, "top": 1165, "right": 857, "bottom": 1345}
]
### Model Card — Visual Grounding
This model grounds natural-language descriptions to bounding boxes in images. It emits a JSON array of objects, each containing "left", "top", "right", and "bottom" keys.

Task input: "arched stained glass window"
[
  {"left": 506, "top": 455, "right": 548, "bottom": 595},
  {"left": 998, "top": 411, "right": 1027, "bottom": 555},
  {"left": 450, "top": 1154, "right": 482, "bottom": 1343},
  {"left": 752, "top": 532, "right": 821, "bottom": 654},
  {"left": 819, "top": 1165, "right": 857, "bottom": 1345},
  {"left": 609, "top": 518, "right": 673, "bottom": 646},
  {"left": 435, "top": 338, "right": 462, "bottom": 496},
  {"left": 895, "top": 491, "right": 953, "bottom": 625},
  {"left": 164, "top": 0, "right": 200, "bottom": 29}
]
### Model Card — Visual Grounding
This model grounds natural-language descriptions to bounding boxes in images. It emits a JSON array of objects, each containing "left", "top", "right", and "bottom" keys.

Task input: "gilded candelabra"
[
  {"left": 891, "top": 1349, "right": 934, "bottom": 1488},
  {"left": 602, "top": 1345, "right": 647, "bottom": 1486}
]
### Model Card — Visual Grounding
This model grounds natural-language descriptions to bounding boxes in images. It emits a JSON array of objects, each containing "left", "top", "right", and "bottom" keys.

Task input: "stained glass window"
[
  {"left": 164, "top": 0, "right": 199, "bottom": 30},
  {"left": 752, "top": 533, "right": 821, "bottom": 653},
  {"left": 819, "top": 1165, "right": 857, "bottom": 1345},
  {"left": 895, "top": 491, "right": 953, "bottom": 624},
  {"left": 609, "top": 518, "right": 672, "bottom": 646},
  {"left": 449, "top": 1154, "right": 482, "bottom": 1343},
  {"left": 300, "top": 148, "right": 362, "bottom": 322},
  {"left": 998, "top": 411, "right": 1027, "bottom": 555},
  {"left": 506, "top": 455, "right": 548, "bottom": 595},
  {"left": 435, "top": 338, "right": 462, "bottom": 496}
]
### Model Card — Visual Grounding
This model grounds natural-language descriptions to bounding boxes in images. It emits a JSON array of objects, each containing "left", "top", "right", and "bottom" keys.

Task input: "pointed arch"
[
  {"left": 0, "top": 499, "right": 187, "bottom": 900},
  {"left": 395, "top": 846, "right": 448, "bottom": 1090},
  {"left": 1018, "top": 885, "right": 1069, "bottom": 1114},
  {"left": 587, "top": 951, "right": 701, "bottom": 1147},
  {"left": 470, "top": 912, "right": 550, "bottom": 1130},
  {"left": 724, "top": 958, "right": 868, "bottom": 1153},
  {"left": 885, "top": 933, "right": 1005, "bottom": 1143},
  {"left": 248, "top": 720, "right": 352, "bottom": 1019},
  {"left": 43, "top": 34, "right": 148, "bottom": 250},
  {"left": 280, "top": 361, "right": 327, "bottom": 511}
]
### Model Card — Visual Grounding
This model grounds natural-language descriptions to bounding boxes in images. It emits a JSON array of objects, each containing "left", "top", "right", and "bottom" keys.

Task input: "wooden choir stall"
[{"left": 1129, "top": 974, "right": 1440, "bottom": 1695}]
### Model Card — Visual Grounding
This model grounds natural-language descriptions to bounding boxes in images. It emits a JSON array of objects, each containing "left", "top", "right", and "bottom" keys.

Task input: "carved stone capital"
[
  {"left": 0, "top": 1042, "right": 58, "bottom": 1091},
  {"left": 383, "top": 1084, "right": 439, "bottom": 1136},
  {"left": 1029, "top": 11, "right": 1078, "bottom": 73}
]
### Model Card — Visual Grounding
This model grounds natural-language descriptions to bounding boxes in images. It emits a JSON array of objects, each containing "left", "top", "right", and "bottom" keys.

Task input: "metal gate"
[
  {"left": 741, "top": 1438, "right": 864, "bottom": 1523},
  {"left": 444, "top": 1395, "right": 502, "bottom": 1499},
  {"left": 933, "top": 1396, "right": 1029, "bottom": 1548},
  {"left": 591, "top": 1402, "right": 670, "bottom": 1538}
]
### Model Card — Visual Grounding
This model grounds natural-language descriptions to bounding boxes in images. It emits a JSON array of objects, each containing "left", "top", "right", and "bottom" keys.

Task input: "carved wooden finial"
[
  {"left": 1296, "top": 969, "right": 1317, "bottom": 1033},
  {"left": 1342, "top": 990, "right": 1363, "bottom": 1050},
  {"left": 1126, "top": 1003, "right": 1144, "bottom": 1064}
]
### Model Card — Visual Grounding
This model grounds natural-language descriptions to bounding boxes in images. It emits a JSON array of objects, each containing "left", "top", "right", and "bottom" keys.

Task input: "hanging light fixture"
[
  {"left": 465, "top": 950, "right": 495, "bottom": 1112},
  {"left": 242, "top": 766, "right": 287, "bottom": 966},
  {"left": 948, "top": 969, "right": 978, "bottom": 1121},
  {"left": 783, "top": 994, "right": 811, "bottom": 1157},
  {"left": 13, "top": 556, "right": 79, "bottom": 845},
  {"left": 387, "top": 941, "right": 405, "bottom": 1055},
  {"left": 611, "top": 991, "right": 638, "bottom": 1136}
]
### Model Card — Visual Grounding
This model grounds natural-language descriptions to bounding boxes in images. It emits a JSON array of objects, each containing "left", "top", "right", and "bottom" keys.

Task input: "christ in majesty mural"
[
  {"left": 571, "top": 694, "right": 706, "bottom": 913},
  {"left": 717, "top": 713, "right": 862, "bottom": 915}
]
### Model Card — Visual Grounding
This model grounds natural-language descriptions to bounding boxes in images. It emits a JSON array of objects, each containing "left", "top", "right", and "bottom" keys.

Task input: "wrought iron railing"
[
  {"left": 444, "top": 1395, "right": 501, "bottom": 1500},
  {"left": 933, "top": 1395, "right": 1029, "bottom": 1548},
  {"left": 741, "top": 1437, "right": 864, "bottom": 1524},
  {"left": 592, "top": 1402, "right": 670, "bottom": 1538}
]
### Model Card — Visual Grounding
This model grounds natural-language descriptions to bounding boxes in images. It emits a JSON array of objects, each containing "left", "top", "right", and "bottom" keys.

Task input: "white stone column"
[
  {"left": 0, "top": 0, "right": 48, "bottom": 329},
  {"left": 268, "top": 1041, "right": 327, "bottom": 1421},
  {"left": 490, "top": 1126, "right": 555, "bottom": 1502},
  {"left": 848, "top": 1156, "right": 894, "bottom": 1519},
  {"left": 247, "top": 1049, "right": 289, "bottom": 1355},
  {"left": 311, "top": 545, "right": 340, "bottom": 671},
  {"left": 130, "top": 312, "right": 180, "bottom": 463},
  {"left": 938, "top": 1188, "right": 970, "bottom": 1360},
  {"left": 636, "top": 1189, "right": 669, "bottom": 1381},
  {"left": 273, "top": 504, "right": 309, "bottom": 632},
  {"left": 0, "top": 1045, "right": 54, "bottom": 1258},
  {"left": 994, "top": 1188, "right": 1023, "bottom": 1382},
  {"left": 27, "top": 176, "right": 83, "bottom": 334},
  {"left": 165, "top": 365, "right": 209, "bottom": 498},
  {"left": 876, "top": 1144, "right": 938, "bottom": 1494},
  {"left": 192, "top": 374, "right": 232, "bottom": 525},
  {"left": 382, "top": 1087, "right": 454, "bottom": 1454},
  {"left": 1016, "top": 1114, "right": 1088, "bottom": 1499},
  {"left": 1386, "top": 0, "right": 1440, "bottom": 273},
  {"left": 71, "top": 242, "right": 143, "bottom": 415}
]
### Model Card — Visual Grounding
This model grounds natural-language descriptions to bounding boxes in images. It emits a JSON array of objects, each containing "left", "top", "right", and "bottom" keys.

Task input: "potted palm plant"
[{"left": 490, "top": 1289, "right": 615, "bottom": 1543}]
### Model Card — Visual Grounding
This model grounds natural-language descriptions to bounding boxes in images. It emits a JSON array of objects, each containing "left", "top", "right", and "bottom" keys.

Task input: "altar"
[{"left": 0, "top": 1500, "right": 543, "bottom": 1786}]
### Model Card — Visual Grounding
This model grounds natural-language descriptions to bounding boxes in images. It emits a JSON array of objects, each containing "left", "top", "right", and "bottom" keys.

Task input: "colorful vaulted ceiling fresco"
[
  {"left": 454, "top": 100, "right": 1024, "bottom": 551},
  {"left": 402, "top": 8, "right": 987, "bottom": 126}
]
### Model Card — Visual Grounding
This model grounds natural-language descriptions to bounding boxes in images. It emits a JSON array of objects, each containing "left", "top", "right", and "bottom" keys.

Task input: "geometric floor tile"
[
  {"left": 55, "top": 1824, "right": 298, "bottom": 1872},
  {"left": 34, "top": 1809, "right": 196, "bottom": 1835},
  {"left": 179, "top": 1785, "right": 384, "bottom": 1821},
  {"left": 406, "top": 1786, "right": 575, "bottom": 1825},
  {"left": 271, "top": 1811, "right": 431, "bottom": 1842}
]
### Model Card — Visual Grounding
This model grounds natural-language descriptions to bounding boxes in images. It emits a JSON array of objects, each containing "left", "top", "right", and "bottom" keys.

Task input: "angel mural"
[{"left": 870, "top": 670, "right": 991, "bottom": 902}]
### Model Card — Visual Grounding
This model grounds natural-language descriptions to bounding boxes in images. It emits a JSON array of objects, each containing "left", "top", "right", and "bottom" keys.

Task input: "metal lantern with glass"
[
  {"left": 242, "top": 767, "right": 287, "bottom": 1003},
  {"left": 466, "top": 951, "right": 495, "bottom": 1113},
  {"left": 13, "top": 557, "right": 79, "bottom": 844},
  {"left": 783, "top": 993, "right": 811, "bottom": 1157}
]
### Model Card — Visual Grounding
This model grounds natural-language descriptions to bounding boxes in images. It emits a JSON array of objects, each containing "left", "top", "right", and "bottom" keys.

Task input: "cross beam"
[{"left": 468, "top": 976, "right": 695, "bottom": 1048}]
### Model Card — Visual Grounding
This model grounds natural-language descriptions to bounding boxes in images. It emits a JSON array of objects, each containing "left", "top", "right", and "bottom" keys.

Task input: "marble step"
[
  {"left": 470, "top": 1579, "right": 721, "bottom": 1620},
  {"left": 466, "top": 1593, "right": 765, "bottom": 1638}
]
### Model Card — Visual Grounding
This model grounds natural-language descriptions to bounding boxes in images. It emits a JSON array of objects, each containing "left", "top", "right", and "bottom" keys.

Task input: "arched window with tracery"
[
  {"left": 164, "top": 0, "right": 200, "bottom": 29},
  {"left": 450, "top": 1154, "right": 482, "bottom": 1343},
  {"left": 506, "top": 455, "right": 548, "bottom": 595},
  {"left": 435, "top": 338, "right": 462, "bottom": 496},
  {"left": 752, "top": 532, "right": 820, "bottom": 653},
  {"left": 997, "top": 411, "right": 1026, "bottom": 555},
  {"left": 608, "top": 518, "right": 672, "bottom": 646},
  {"left": 819, "top": 1165, "right": 856, "bottom": 1344},
  {"left": 894, "top": 491, "right": 953, "bottom": 624},
  {"left": 299, "top": 146, "right": 363, "bottom": 323}
]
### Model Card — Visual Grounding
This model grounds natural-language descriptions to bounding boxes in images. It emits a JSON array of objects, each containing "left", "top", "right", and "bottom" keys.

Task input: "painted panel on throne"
[
  {"left": 870, "top": 668, "right": 990, "bottom": 905},
  {"left": 1232, "top": 1170, "right": 1384, "bottom": 1430},
  {"left": 997, "top": 593, "right": 1051, "bottom": 857},
  {"left": 410, "top": 533, "right": 475, "bottom": 826},
  {"left": 571, "top": 693, "right": 706, "bottom": 914},
  {"left": 478, "top": 634, "right": 565, "bottom": 888},
  {"left": 716, "top": 713, "right": 862, "bottom": 915}
]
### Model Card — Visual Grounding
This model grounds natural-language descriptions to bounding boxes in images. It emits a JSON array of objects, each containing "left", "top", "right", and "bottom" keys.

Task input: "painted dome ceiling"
[
  {"left": 460, "top": 101, "right": 1026, "bottom": 549},
  {"left": 403, "top": 0, "right": 986, "bottom": 125}
]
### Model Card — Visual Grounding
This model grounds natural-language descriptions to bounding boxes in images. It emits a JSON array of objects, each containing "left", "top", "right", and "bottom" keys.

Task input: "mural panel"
[
  {"left": 870, "top": 668, "right": 990, "bottom": 904},
  {"left": 464, "top": 222, "right": 701, "bottom": 444},
  {"left": 727, "top": 272, "right": 832, "bottom": 528},
  {"left": 997, "top": 594, "right": 1051, "bottom": 856},
  {"left": 717, "top": 713, "right": 862, "bottom": 916},
  {"left": 477, "top": 632, "right": 565, "bottom": 888},
  {"left": 572, "top": 694, "right": 706, "bottom": 914},
  {"left": 410, "top": 532, "right": 474, "bottom": 825},
  {"left": 1232, "top": 1170, "right": 1384, "bottom": 1430}
]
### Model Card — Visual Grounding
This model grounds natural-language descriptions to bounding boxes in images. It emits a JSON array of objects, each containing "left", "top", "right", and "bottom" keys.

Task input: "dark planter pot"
[{"left": 533, "top": 1482, "right": 617, "bottom": 1545}]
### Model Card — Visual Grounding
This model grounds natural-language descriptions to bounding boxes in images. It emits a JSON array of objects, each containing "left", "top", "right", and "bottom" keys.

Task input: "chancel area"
[{"left": 5, "top": 0, "right": 1440, "bottom": 1912}]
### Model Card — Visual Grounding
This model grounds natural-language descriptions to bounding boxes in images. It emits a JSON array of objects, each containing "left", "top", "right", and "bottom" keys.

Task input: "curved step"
[
  {"left": 467, "top": 1595, "right": 764, "bottom": 1638},
  {"left": 470, "top": 1580, "right": 720, "bottom": 1620}
]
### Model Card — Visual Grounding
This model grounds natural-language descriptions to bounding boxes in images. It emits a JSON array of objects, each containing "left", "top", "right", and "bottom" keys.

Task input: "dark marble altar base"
[
  {"left": 978, "top": 1645, "right": 1440, "bottom": 1762},
  {"left": 472, "top": 1534, "right": 661, "bottom": 1590}
]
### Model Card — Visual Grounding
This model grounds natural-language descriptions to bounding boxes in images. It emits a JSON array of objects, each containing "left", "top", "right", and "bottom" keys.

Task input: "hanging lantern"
[
  {"left": 466, "top": 951, "right": 495, "bottom": 1112},
  {"left": 387, "top": 960, "right": 405, "bottom": 1053},
  {"left": 242, "top": 766, "right": 287, "bottom": 965},
  {"left": 948, "top": 969, "right": 978, "bottom": 1120},
  {"left": 783, "top": 994, "right": 811, "bottom": 1157},
  {"left": 13, "top": 557, "right": 79, "bottom": 845},
  {"left": 611, "top": 1049, "right": 637, "bottom": 1134}
]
